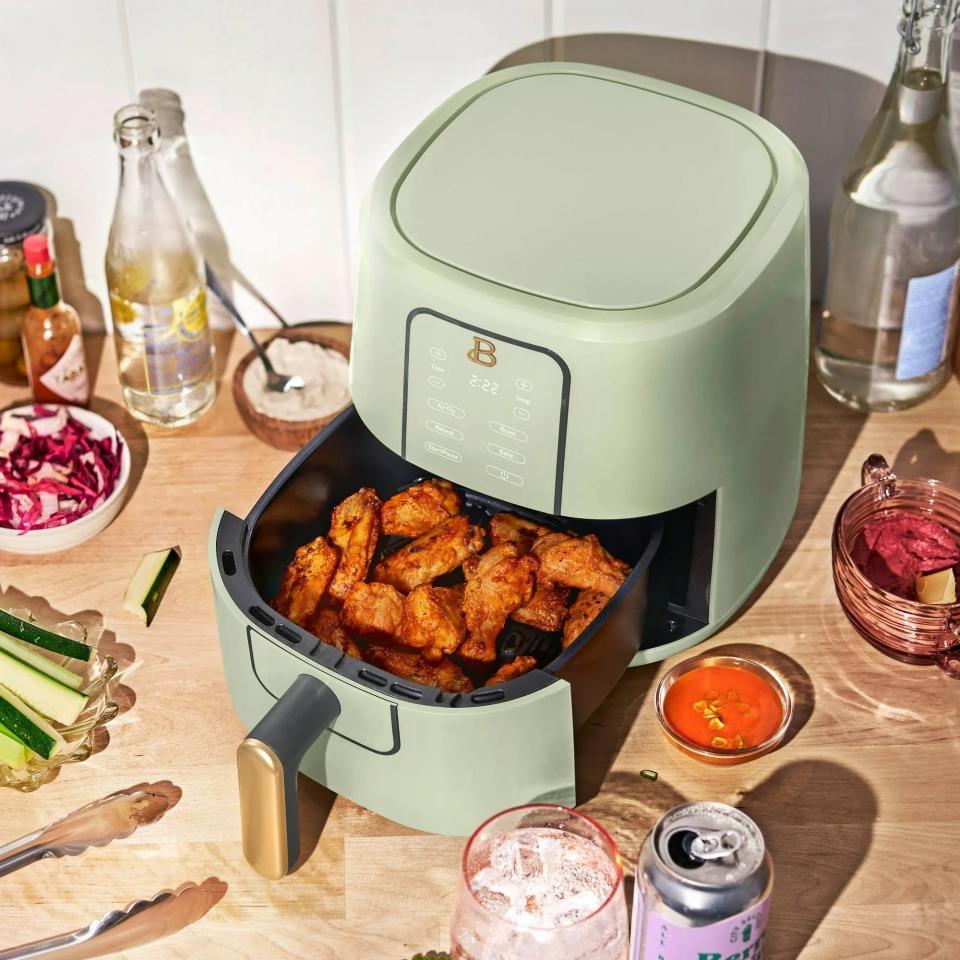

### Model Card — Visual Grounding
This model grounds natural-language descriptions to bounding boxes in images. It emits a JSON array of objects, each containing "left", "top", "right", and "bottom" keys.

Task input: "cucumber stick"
[
  {"left": 0, "top": 632, "right": 84, "bottom": 689},
  {"left": 0, "top": 649, "right": 86, "bottom": 725},
  {"left": 0, "top": 609, "right": 91, "bottom": 662},
  {"left": 0, "top": 723, "right": 29, "bottom": 769},
  {"left": 123, "top": 547, "right": 180, "bottom": 626},
  {"left": 0, "top": 684, "right": 66, "bottom": 759}
]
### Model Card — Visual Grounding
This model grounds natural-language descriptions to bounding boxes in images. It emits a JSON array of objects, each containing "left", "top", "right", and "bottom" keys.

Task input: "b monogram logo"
[{"left": 467, "top": 336, "right": 497, "bottom": 367}]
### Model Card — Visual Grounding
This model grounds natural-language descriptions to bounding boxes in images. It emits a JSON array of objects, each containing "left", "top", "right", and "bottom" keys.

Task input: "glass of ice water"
[{"left": 450, "top": 804, "right": 628, "bottom": 960}]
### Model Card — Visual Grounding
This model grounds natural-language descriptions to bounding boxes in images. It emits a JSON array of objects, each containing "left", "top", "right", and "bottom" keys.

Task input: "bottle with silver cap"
[
  {"left": 631, "top": 802, "right": 772, "bottom": 960},
  {"left": 815, "top": 0, "right": 960, "bottom": 412}
]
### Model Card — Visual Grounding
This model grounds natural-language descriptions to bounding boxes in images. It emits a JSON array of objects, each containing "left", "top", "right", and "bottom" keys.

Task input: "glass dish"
[
  {"left": 655, "top": 654, "right": 793, "bottom": 764},
  {"left": 0, "top": 607, "right": 118, "bottom": 791},
  {"left": 832, "top": 454, "right": 960, "bottom": 677}
]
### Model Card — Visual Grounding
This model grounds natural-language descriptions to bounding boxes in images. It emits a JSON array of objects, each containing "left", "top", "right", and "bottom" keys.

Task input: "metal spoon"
[
  {"left": 0, "top": 781, "right": 180, "bottom": 879},
  {"left": 0, "top": 878, "right": 227, "bottom": 960},
  {"left": 205, "top": 262, "right": 305, "bottom": 393}
]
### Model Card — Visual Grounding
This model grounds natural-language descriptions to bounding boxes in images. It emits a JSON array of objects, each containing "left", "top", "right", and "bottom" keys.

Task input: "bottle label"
[
  {"left": 110, "top": 285, "right": 213, "bottom": 396},
  {"left": 895, "top": 261, "right": 959, "bottom": 381},
  {"left": 38, "top": 333, "right": 88, "bottom": 403},
  {"left": 631, "top": 882, "right": 770, "bottom": 960}
]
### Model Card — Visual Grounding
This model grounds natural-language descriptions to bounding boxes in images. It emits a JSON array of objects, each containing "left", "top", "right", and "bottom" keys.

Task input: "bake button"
[
  {"left": 426, "top": 419, "right": 463, "bottom": 441},
  {"left": 513, "top": 406, "right": 531, "bottom": 421},
  {"left": 489, "top": 420, "right": 527, "bottom": 443},
  {"left": 516, "top": 378, "right": 533, "bottom": 392},
  {"left": 425, "top": 441, "right": 462, "bottom": 463},
  {"left": 427, "top": 397, "right": 465, "bottom": 419},
  {"left": 429, "top": 347, "right": 447, "bottom": 361},
  {"left": 427, "top": 375, "right": 445, "bottom": 389},
  {"left": 486, "top": 442, "right": 526, "bottom": 465},
  {"left": 485, "top": 464, "right": 524, "bottom": 486}
]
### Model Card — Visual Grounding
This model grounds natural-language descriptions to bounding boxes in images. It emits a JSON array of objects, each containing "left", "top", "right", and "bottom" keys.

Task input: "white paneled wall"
[
  {"left": 558, "top": 0, "right": 769, "bottom": 50},
  {"left": 125, "top": 0, "right": 349, "bottom": 328},
  {"left": 334, "top": 0, "right": 548, "bottom": 273},
  {"left": 4, "top": 0, "right": 900, "bottom": 329},
  {"left": 766, "top": 0, "right": 899, "bottom": 83}
]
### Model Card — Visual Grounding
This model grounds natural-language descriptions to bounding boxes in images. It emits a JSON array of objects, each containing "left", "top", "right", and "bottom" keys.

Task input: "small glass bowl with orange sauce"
[{"left": 655, "top": 654, "right": 793, "bottom": 764}]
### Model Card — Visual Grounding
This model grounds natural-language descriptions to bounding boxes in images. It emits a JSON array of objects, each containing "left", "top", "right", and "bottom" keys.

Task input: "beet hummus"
[{"left": 851, "top": 514, "right": 960, "bottom": 599}]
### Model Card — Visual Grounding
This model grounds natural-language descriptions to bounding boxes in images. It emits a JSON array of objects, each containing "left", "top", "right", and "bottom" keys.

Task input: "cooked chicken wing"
[
  {"left": 489, "top": 513, "right": 550, "bottom": 555},
  {"left": 341, "top": 581, "right": 404, "bottom": 641},
  {"left": 364, "top": 642, "right": 473, "bottom": 693},
  {"left": 512, "top": 581, "right": 571, "bottom": 632},
  {"left": 399, "top": 583, "right": 466, "bottom": 663},
  {"left": 327, "top": 487, "right": 382, "bottom": 602},
  {"left": 535, "top": 532, "right": 630, "bottom": 597},
  {"left": 308, "top": 608, "right": 363, "bottom": 659},
  {"left": 477, "top": 525, "right": 572, "bottom": 632},
  {"left": 381, "top": 478, "right": 462, "bottom": 537},
  {"left": 484, "top": 655, "right": 538, "bottom": 687},
  {"left": 462, "top": 542, "right": 521, "bottom": 580},
  {"left": 562, "top": 589, "right": 611, "bottom": 648},
  {"left": 373, "top": 514, "right": 485, "bottom": 592},
  {"left": 459, "top": 548, "right": 538, "bottom": 665},
  {"left": 273, "top": 534, "right": 340, "bottom": 628}
]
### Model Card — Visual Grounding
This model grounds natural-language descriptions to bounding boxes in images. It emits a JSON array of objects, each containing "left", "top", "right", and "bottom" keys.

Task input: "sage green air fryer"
[{"left": 210, "top": 62, "right": 809, "bottom": 877}]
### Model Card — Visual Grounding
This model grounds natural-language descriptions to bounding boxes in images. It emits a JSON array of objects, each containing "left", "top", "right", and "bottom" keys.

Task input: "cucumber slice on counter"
[
  {"left": 0, "top": 632, "right": 84, "bottom": 690},
  {"left": 123, "top": 547, "right": 181, "bottom": 626},
  {"left": 0, "top": 609, "right": 91, "bottom": 662},
  {"left": 0, "top": 723, "right": 29, "bottom": 769},
  {"left": 0, "top": 649, "right": 87, "bottom": 726},
  {"left": 0, "top": 684, "right": 66, "bottom": 759}
]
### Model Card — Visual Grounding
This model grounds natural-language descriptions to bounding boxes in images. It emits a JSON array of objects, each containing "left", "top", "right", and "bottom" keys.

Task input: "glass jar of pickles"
[{"left": 0, "top": 182, "right": 50, "bottom": 385}]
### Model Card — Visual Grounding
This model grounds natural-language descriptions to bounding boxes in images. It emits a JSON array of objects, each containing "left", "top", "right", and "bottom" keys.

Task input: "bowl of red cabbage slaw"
[{"left": 0, "top": 405, "right": 130, "bottom": 554}]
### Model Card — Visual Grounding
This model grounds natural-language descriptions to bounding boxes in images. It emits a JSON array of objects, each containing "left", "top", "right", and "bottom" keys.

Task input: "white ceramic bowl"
[{"left": 0, "top": 405, "right": 131, "bottom": 555}]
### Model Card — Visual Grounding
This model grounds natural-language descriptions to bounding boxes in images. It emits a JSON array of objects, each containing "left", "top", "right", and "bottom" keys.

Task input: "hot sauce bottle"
[{"left": 21, "top": 234, "right": 89, "bottom": 406}]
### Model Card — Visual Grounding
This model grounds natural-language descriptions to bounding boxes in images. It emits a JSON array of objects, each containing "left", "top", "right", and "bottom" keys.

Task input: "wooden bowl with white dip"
[{"left": 232, "top": 324, "right": 351, "bottom": 451}]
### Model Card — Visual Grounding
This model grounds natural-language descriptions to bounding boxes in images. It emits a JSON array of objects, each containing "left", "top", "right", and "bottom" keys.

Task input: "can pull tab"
[{"left": 689, "top": 829, "right": 743, "bottom": 860}]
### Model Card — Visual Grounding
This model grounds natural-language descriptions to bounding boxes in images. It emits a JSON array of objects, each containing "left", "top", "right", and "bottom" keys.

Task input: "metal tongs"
[
  {"left": 0, "top": 879, "right": 226, "bottom": 960},
  {"left": 0, "top": 781, "right": 180, "bottom": 878},
  {"left": 0, "top": 782, "right": 226, "bottom": 960}
]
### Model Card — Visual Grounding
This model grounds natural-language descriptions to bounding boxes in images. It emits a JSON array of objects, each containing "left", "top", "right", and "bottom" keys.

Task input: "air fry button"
[{"left": 427, "top": 397, "right": 465, "bottom": 419}]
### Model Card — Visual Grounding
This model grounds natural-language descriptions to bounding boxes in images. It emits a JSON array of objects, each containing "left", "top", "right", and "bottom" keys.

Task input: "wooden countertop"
[{"left": 0, "top": 330, "right": 957, "bottom": 959}]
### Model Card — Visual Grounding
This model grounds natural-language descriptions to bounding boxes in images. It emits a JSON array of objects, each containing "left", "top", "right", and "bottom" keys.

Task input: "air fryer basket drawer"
[{"left": 248, "top": 627, "right": 400, "bottom": 755}]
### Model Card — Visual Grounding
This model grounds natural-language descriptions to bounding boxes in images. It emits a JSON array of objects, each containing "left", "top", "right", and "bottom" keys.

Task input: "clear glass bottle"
[
  {"left": 21, "top": 234, "right": 89, "bottom": 406},
  {"left": 105, "top": 104, "right": 215, "bottom": 427},
  {"left": 815, "top": 0, "right": 960, "bottom": 411}
]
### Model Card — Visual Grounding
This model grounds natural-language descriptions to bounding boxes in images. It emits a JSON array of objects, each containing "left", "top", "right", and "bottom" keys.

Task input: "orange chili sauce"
[{"left": 663, "top": 665, "right": 783, "bottom": 751}]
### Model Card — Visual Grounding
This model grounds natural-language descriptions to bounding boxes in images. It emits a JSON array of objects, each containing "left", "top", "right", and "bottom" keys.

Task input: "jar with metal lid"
[{"left": 0, "top": 182, "right": 50, "bottom": 385}]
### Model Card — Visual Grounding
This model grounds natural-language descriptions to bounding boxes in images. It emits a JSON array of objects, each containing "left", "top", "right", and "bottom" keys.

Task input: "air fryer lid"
[{"left": 394, "top": 71, "right": 774, "bottom": 310}]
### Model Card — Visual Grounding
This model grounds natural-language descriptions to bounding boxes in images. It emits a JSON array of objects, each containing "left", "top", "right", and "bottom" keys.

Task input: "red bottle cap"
[{"left": 22, "top": 234, "right": 51, "bottom": 266}]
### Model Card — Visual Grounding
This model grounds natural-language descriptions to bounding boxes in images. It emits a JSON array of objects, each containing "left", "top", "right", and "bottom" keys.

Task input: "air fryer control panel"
[{"left": 403, "top": 309, "right": 569, "bottom": 513}]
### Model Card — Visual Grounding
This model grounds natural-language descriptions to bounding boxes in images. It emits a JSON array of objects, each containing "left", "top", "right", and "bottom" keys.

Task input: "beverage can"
[{"left": 631, "top": 802, "right": 772, "bottom": 960}]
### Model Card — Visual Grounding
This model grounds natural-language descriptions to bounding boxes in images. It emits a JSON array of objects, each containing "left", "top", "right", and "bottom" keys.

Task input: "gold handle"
[
  {"left": 236, "top": 674, "right": 341, "bottom": 880},
  {"left": 237, "top": 738, "right": 289, "bottom": 881}
]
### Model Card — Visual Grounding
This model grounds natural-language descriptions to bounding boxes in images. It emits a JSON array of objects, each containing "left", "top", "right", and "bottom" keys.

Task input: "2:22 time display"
[{"left": 469, "top": 374, "right": 499, "bottom": 396}]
